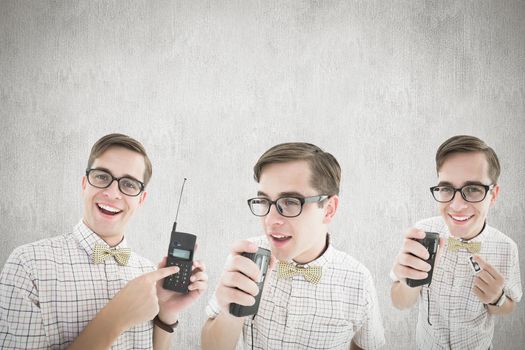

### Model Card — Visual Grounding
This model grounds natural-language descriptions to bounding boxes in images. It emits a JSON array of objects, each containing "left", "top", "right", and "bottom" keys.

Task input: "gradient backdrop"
[{"left": 1, "top": 1, "right": 524, "bottom": 349}]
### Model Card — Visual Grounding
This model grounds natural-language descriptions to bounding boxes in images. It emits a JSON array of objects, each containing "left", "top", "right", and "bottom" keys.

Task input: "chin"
[{"left": 447, "top": 223, "right": 479, "bottom": 240}]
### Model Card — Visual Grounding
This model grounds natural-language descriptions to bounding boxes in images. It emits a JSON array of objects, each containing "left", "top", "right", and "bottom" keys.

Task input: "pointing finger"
[{"left": 149, "top": 266, "right": 179, "bottom": 282}]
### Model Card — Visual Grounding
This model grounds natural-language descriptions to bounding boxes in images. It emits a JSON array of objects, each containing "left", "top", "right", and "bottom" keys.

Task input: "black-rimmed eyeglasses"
[
  {"left": 86, "top": 168, "right": 145, "bottom": 197},
  {"left": 247, "top": 195, "right": 329, "bottom": 218},
  {"left": 429, "top": 184, "right": 494, "bottom": 203}
]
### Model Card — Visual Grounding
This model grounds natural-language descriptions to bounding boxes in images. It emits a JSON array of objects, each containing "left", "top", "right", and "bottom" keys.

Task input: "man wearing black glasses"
[
  {"left": 390, "top": 135, "right": 522, "bottom": 349},
  {"left": 202, "top": 142, "right": 385, "bottom": 350},
  {"left": 0, "top": 134, "right": 207, "bottom": 349}
]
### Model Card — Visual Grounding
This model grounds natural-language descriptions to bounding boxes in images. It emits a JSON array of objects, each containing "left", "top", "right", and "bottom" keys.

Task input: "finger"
[
  {"left": 216, "top": 283, "right": 256, "bottom": 309},
  {"left": 221, "top": 271, "right": 259, "bottom": 296},
  {"left": 230, "top": 240, "right": 259, "bottom": 256},
  {"left": 192, "top": 260, "right": 206, "bottom": 272},
  {"left": 476, "top": 270, "right": 495, "bottom": 286},
  {"left": 188, "top": 280, "right": 208, "bottom": 291},
  {"left": 224, "top": 288, "right": 256, "bottom": 307},
  {"left": 473, "top": 275, "right": 490, "bottom": 291},
  {"left": 149, "top": 266, "right": 180, "bottom": 281},
  {"left": 157, "top": 256, "right": 168, "bottom": 269},
  {"left": 190, "top": 270, "right": 209, "bottom": 283},
  {"left": 403, "top": 239, "right": 430, "bottom": 260},
  {"left": 227, "top": 255, "right": 261, "bottom": 281},
  {"left": 404, "top": 228, "right": 426, "bottom": 240},
  {"left": 394, "top": 264, "right": 428, "bottom": 280},
  {"left": 473, "top": 255, "right": 502, "bottom": 280},
  {"left": 472, "top": 285, "right": 485, "bottom": 299},
  {"left": 398, "top": 253, "right": 431, "bottom": 272}
]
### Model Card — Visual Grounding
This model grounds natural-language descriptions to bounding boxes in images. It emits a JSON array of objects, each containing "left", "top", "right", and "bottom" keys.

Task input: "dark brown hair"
[
  {"left": 436, "top": 135, "right": 500, "bottom": 183},
  {"left": 253, "top": 142, "right": 341, "bottom": 196},
  {"left": 87, "top": 133, "right": 153, "bottom": 185}
]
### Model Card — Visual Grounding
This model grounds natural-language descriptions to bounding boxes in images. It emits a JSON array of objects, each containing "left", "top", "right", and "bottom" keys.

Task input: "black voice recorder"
[
  {"left": 163, "top": 178, "right": 197, "bottom": 293},
  {"left": 406, "top": 231, "right": 439, "bottom": 288},
  {"left": 229, "top": 247, "right": 271, "bottom": 317}
]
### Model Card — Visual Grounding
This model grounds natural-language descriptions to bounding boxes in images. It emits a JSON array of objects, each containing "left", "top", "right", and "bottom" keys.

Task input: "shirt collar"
[{"left": 74, "top": 220, "right": 128, "bottom": 258}]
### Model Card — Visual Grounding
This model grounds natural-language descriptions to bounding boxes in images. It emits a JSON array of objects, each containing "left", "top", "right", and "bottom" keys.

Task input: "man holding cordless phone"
[
  {"left": 390, "top": 135, "right": 522, "bottom": 349},
  {"left": 202, "top": 142, "right": 385, "bottom": 350},
  {"left": 0, "top": 133, "right": 208, "bottom": 349}
]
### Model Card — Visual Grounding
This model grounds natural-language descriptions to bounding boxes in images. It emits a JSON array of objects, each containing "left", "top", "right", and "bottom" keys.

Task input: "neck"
[
  {"left": 462, "top": 221, "right": 486, "bottom": 241},
  {"left": 82, "top": 219, "right": 124, "bottom": 247},
  {"left": 293, "top": 233, "right": 329, "bottom": 264}
]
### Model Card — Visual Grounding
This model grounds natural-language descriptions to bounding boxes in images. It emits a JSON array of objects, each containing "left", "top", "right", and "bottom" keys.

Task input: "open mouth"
[
  {"left": 97, "top": 203, "right": 122, "bottom": 216},
  {"left": 448, "top": 214, "right": 474, "bottom": 223},
  {"left": 270, "top": 233, "right": 292, "bottom": 244}
]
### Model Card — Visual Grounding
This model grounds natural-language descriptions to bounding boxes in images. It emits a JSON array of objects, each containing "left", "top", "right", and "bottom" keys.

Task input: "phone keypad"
[{"left": 165, "top": 259, "right": 192, "bottom": 290}]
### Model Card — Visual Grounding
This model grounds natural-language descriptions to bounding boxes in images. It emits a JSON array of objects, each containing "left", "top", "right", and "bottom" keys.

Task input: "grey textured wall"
[{"left": 1, "top": 1, "right": 524, "bottom": 349}]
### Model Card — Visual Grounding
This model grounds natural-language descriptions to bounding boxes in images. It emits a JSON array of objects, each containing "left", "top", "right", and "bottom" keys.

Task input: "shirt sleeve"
[
  {"left": 0, "top": 247, "right": 48, "bottom": 349},
  {"left": 205, "top": 291, "right": 221, "bottom": 319},
  {"left": 352, "top": 270, "right": 386, "bottom": 349},
  {"left": 504, "top": 241, "right": 522, "bottom": 303}
]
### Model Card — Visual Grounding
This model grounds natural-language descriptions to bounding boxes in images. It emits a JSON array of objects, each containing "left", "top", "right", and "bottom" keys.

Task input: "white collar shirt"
[
  {"left": 207, "top": 235, "right": 385, "bottom": 349},
  {"left": 0, "top": 221, "right": 156, "bottom": 349},
  {"left": 414, "top": 216, "right": 522, "bottom": 350}
]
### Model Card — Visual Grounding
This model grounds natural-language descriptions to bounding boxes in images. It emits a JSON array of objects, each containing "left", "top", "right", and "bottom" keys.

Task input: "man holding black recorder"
[
  {"left": 202, "top": 142, "right": 385, "bottom": 349},
  {"left": 0, "top": 133, "right": 208, "bottom": 349},
  {"left": 390, "top": 135, "right": 522, "bottom": 349}
]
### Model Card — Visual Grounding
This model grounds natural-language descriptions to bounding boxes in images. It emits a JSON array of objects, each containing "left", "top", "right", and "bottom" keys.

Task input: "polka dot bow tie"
[
  {"left": 277, "top": 261, "right": 322, "bottom": 284},
  {"left": 447, "top": 237, "right": 481, "bottom": 254},
  {"left": 93, "top": 243, "right": 131, "bottom": 266}
]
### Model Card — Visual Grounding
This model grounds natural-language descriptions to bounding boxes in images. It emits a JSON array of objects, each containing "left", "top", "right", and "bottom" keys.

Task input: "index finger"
[
  {"left": 148, "top": 266, "right": 180, "bottom": 282},
  {"left": 230, "top": 240, "right": 259, "bottom": 255},
  {"left": 404, "top": 228, "right": 426, "bottom": 240}
]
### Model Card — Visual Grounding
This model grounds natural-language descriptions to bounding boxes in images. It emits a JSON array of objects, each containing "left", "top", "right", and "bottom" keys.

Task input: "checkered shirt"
[
  {"left": 0, "top": 221, "right": 156, "bottom": 349},
  {"left": 206, "top": 236, "right": 385, "bottom": 349},
  {"left": 414, "top": 217, "right": 522, "bottom": 350}
]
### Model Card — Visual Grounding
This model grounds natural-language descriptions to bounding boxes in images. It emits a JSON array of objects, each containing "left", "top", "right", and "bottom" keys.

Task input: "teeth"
[
  {"left": 271, "top": 234, "right": 289, "bottom": 239},
  {"left": 98, "top": 204, "right": 121, "bottom": 213},
  {"left": 450, "top": 215, "right": 471, "bottom": 221}
]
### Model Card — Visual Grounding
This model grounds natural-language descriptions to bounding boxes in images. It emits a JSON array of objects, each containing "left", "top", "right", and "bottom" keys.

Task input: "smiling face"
[
  {"left": 257, "top": 160, "right": 338, "bottom": 264},
  {"left": 82, "top": 147, "right": 147, "bottom": 246},
  {"left": 437, "top": 152, "right": 499, "bottom": 240}
]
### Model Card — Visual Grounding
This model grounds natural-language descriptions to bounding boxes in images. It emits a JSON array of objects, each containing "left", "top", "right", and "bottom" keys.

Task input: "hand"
[
  {"left": 107, "top": 266, "right": 179, "bottom": 330},
  {"left": 472, "top": 255, "right": 504, "bottom": 304},
  {"left": 156, "top": 257, "right": 208, "bottom": 324},
  {"left": 215, "top": 240, "right": 264, "bottom": 315},
  {"left": 392, "top": 228, "right": 443, "bottom": 284}
]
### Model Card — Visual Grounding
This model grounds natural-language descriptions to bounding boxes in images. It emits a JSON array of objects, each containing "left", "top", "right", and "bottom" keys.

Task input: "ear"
[
  {"left": 138, "top": 190, "right": 148, "bottom": 206},
  {"left": 322, "top": 195, "right": 339, "bottom": 224},
  {"left": 489, "top": 184, "right": 500, "bottom": 206},
  {"left": 81, "top": 176, "right": 87, "bottom": 191}
]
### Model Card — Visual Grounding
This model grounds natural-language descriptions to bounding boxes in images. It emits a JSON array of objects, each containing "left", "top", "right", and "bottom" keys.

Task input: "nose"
[
  {"left": 449, "top": 191, "right": 467, "bottom": 211},
  {"left": 265, "top": 203, "right": 284, "bottom": 227},
  {"left": 103, "top": 180, "right": 122, "bottom": 199}
]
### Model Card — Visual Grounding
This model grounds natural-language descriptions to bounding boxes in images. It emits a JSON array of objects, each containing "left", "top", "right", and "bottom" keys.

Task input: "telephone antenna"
[{"left": 174, "top": 178, "right": 187, "bottom": 223}]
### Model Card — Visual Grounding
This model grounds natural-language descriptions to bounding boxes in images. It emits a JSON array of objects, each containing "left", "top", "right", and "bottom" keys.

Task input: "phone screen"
[{"left": 171, "top": 248, "right": 191, "bottom": 260}]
